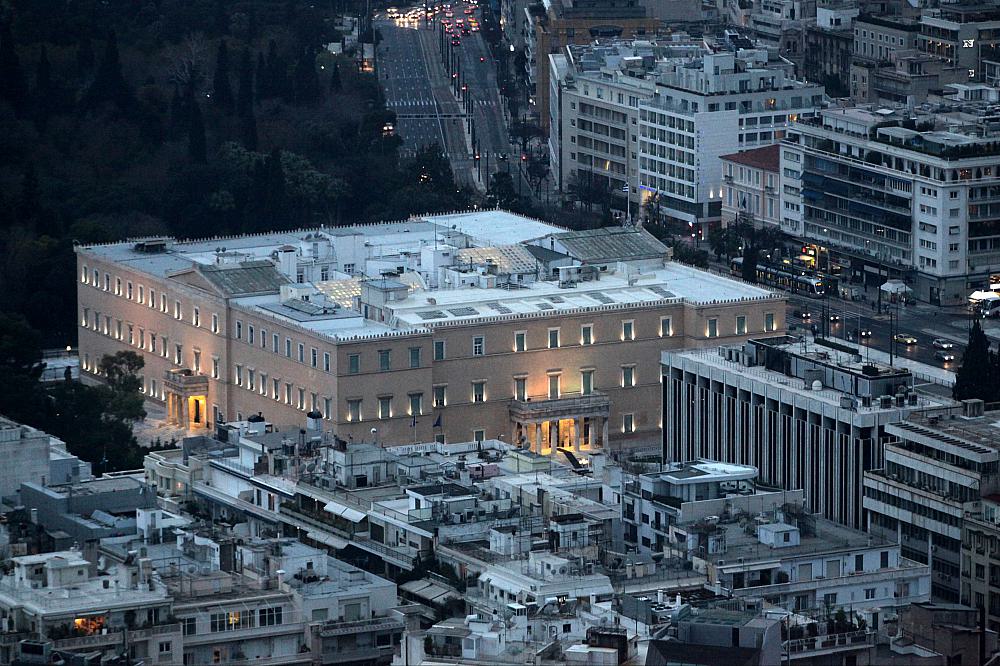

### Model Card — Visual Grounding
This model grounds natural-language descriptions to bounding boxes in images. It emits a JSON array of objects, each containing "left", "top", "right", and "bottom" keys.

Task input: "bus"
[{"left": 731, "top": 257, "right": 828, "bottom": 297}]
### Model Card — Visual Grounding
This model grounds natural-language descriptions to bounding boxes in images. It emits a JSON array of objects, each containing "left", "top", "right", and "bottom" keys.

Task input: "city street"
[{"left": 375, "top": 3, "right": 512, "bottom": 189}]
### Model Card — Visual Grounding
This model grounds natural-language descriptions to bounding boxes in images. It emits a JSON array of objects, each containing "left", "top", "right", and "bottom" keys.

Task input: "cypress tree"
[
  {"left": 76, "top": 36, "right": 95, "bottom": 79},
  {"left": 954, "top": 320, "right": 995, "bottom": 401},
  {"left": 0, "top": 23, "right": 29, "bottom": 117},
  {"left": 240, "top": 109, "right": 258, "bottom": 152},
  {"left": 255, "top": 51, "right": 268, "bottom": 102},
  {"left": 187, "top": 96, "right": 207, "bottom": 164},
  {"left": 237, "top": 49, "right": 253, "bottom": 117},
  {"left": 293, "top": 48, "right": 320, "bottom": 105},
  {"left": 329, "top": 63, "right": 341, "bottom": 92},
  {"left": 83, "top": 31, "right": 131, "bottom": 110},
  {"left": 16, "top": 163, "right": 41, "bottom": 226},
  {"left": 33, "top": 45, "right": 53, "bottom": 130},
  {"left": 212, "top": 40, "right": 234, "bottom": 112},
  {"left": 169, "top": 83, "right": 185, "bottom": 131}
]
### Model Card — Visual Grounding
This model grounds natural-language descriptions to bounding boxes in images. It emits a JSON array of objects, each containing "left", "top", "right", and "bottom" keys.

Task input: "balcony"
[
  {"left": 784, "top": 630, "right": 874, "bottom": 659},
  {"left": 509, "top": 391, "right": 611, "bottom": 421},
  {"left": 728, "top": 564, "right": 928, "bottom": 599},
  {"left": 163, "top": 368, "right": 208, "bottom": 393}
]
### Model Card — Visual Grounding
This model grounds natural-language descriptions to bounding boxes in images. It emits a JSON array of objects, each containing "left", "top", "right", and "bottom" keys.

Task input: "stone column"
[
  {"left": 574, "top": 416, "right": 584, "bottom": 450},
  {"left": 534, "top": 422, "right": 542, "bottom": 453},
  {"left": 602, "top": 417, "right": 610, "bottom": 451}
]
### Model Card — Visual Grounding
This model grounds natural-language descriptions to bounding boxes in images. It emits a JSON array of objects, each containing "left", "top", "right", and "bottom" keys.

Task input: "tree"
[
  {"left": 187, "top": 96, "right": 207, "bottom": 163},
  {"left": 0, "top": 314, "right": 49, "bottom": 426},
  {"left": 212, "top": 40, "right": 234, "bottom": 112},
  {"left": 98, "top": 351, "right": 144, "bottom": 394},
  {"left": 525, "top": 153, "right": 549, "bottom": 194},
  {"left": 236, "top": 50, "right": 257, "bottom": 150},
  {"left": 643, "top": 192, "right": 665, "bottom": 229},
  {"left": 82, "top": 31, "right": 132, "bottom": 110},
  {"left": 33, "top": 45, "right": 54, "bottom": 130},
  {"left": 0, "top": 22, "right": 29, "bottom": 116},
  {"left": 16, "top": 163, "right": 42, "bottom": 226},
  {"left": 708, "top": 225, "right": 740, "bottom": 262},
  {"left": 76, "top": 35, "right": 95, "bottom": 79},
  {"left": 487, "top": 171, "right": 520, "bottom": 210},
  {"left": 329, "top": 63, "right": 341, "bottom": 92},
  {"left": 954, "top": 320, "right": 997, "bottom": 402},
  {"left": 293, "top": 47, "right": 320, "bottom": 105},
  {"left": 510, "top": 120, "right": 544, "bottom": 153}
]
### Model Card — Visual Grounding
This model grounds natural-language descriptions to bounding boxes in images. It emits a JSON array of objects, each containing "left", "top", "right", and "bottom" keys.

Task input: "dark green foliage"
[
  {"left": 82, "top": 31, "right": 132, "bottom": 110},
  {"left": 954, "top": 321, "right": 999, "bottom": 402},
  {"left": 329, "top": 63, "right": 341, "bottom": 92},
  {"left": 212, "top": 40, "right": 234, "bottom": 112},
  {"left": 33, "top": 45, "right": 53, "bottom": 130},
  {"left": 187, "top": 97, "right": 207, "bottom": 163},
  {"left": 0, "top": 23, "right": 29, "bottom": 116},
  {"left": 292, "top": 47, "right": 320, "bottom": 105}
]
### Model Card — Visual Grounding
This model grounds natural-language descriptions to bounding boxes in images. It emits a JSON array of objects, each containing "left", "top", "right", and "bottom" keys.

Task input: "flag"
[
  {"left": 410, "top": 414, "right": 418, "bottom": 428},
  {"left": 433, "top": 413, "right": 442, "bottom": 428},
  {"left": 622, "top": 183, "right": 630, "bottom": 193}
]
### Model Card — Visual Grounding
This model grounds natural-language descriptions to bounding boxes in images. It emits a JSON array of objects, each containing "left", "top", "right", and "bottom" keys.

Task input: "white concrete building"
[{"left": 781, "top": 104, "right": 1000, "bottom": 304}]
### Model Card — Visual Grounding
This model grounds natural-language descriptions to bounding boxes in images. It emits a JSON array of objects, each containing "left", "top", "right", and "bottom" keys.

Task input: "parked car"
[
  {"left": 932, "top": 338, "right": 955, "bottom": 349},
  {"left": 893, "top": 333, "right": 918, "bottom": 345}
]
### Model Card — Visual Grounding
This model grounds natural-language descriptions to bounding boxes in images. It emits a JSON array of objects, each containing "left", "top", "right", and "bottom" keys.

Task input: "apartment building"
[
  {"left": 963, "top": 497, "right": 1000, "bottom": 631},
  {"left": 781, "top": 105, "right": 1000, "bottom": 304},
  {"left": 77, "top": 211, "right": 785, "bottom": 453},
  {"left": 803, "top": 1, "right": 858, "bottom": 97},
  {"left": 661, "top": 336, "right": 944, "bottom": 529},
  {"left": 919, "top": 4, "right": 1000, "bottom": 73},
  {"left": 521, "top": 0, "right": 660, "bottom": 130},
  {"left": 863, "top": 403, "right": 1000, "bottom": 603},
  {"left": 721, "top": 145, "right": 782, "bottom": 228},
  {"left": 637, "top": 38, "right": 824, "bottom": 234},
  {"left": 749, "top": 0, "right": 815, "bottom": 69}
]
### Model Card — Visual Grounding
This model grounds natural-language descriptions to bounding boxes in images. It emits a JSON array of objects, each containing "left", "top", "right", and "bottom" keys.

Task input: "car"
[
  {"left": 857, "top": 328, "right": 872, "bottom": 338},
  {"left": 932, "top": 338, "right": 955, "bottom": 349},
  {"left": 470, "top": 25, "right": 479, "bottom": 31},
  {"left": 445, "top": 10, "right": 453, "bottom": 17},
  {"left": 935, "top": 350, "right": 956, "bottom": 363},
  {"left": 793, "top": 309, "right": 812, "bottom": 320},
  {"left": 461, "top": 27, "right": 470, "bottom": 35},
  {"left": 480, "top": 56, "right": 486, "bottom": 62},
  {"left": 893, "top": 333, "right": 918, "bottom": 345},
  {"left": 451, "top": 38, "right": 461, "bottom": 45},
  {"left": 465, "top": 7, "right": 474, "bottom": 13},
  {"left": 828, "top": 313, "right": 841, "bottom": 323}
]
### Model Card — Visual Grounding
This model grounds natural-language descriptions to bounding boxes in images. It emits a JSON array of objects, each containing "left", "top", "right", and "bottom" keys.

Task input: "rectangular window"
[
  {"left": 160, "top": 293, "right": 167, "bottom": 313},
  {"left": 548, "top": 374, "right": 560, "bottom": 399},
  {"left": 473, "top": 336, "right": 485, "bottom": 356},
  {"left": 409, "top": 393, "right": 423, "bottom": 415},
  {"left": 182, "top": 617, "right": 196, "bottom": 636},
  {"left": 258, "top": 607, "right": 283, "bottom": 627},
  {"left": 284, "top": 338, "right": 292, "bottom": 358},
  {"left": 297, "top": 343, "right": 304, "bottom": 363},
  {"left": 174, "top": 300, "right": 182, "bottom": 320},
  {"left": 473, "top": 429, "right": 485, "bottom": 443},
  {"left": 211, "top": 314, "right": 219, "bottom": 334},
  {"left": 379, "top": 350, "right": 391, "bottom": 371},
  {"left": 622, "top": 320, "right": 635, "bottom": 341},
  {"left": 323, "top": 352, "right": 331, "bottom": 372},
  {"left": 235, "top": 365, "right": 243, "bottom": 387},
  {"left": 285, "top": 383, "right": 292, "bottom": 405},
  {"left": 323, "top": 397, "right": 331, "bottom": 419},
  {"left": 736, "top": 315, "right": 747, "bottom": 335},
  {"left": 259, "top": 328, "right": 266, "bottom": 348},
  {"left": 514, "top": 377, "right": 527, "bottom": 401},
  {"left": 623, "top": 413, "right": 635, "bottom": 433},
  {"left": 378, "top": 396, "right": 392, "bottom": 419},
  {"left": 434, "top": 340, "right": 446, "bottom": 360},
  {"left": 247, "top": 325, "right": 255, "bottom": 345},
  {"left": 581, "top": 324, "right": 593, "bottom": 345},
  {"left": 247, "top": 368, "right": 255, "bottom": 391},
  {"left": 660, "top": 317, "right": 672, "bottom": 337},
  {"left": 707, "top": 318, "right": 719, "bottom": 338},
  {"left": 349, "top": 354, "right": 361, "bottom": 374},
  {"left": 174, "top": 344, "right": 182, "bottom": 365},
  {"left": 148, "top": 289, "right": 155, "bottom": 308},
  {"left": 581, "top": 370, "right": 594, "bottom": 395},
  {"left": 297, "top": 388, "right": 305, "bottom": 410},
  {"left": 514, "top": 331, "right": 526, "bottom": 352},
  {"left": 311, "top": 347, "right": 318, "bottom": 368},
  {"left": 433, "top": 385, "right": 447, "bottom": 407},
  {"left": 765, "top": 312, "right": 775, "bottom": 332},
  {"left": 548, "top": 328, "right": 560, "bottom": 349},
  {"left": 409, "top": 347, "right": 421, "bottom": 368},
  {"left": 258, "top": 372, "right": 266, "bottom": 395},
  {"left": 622, "top": 365, "right": 635, "bottom": 388},
  {"left": 114, "top": 277, "right": 122, "bottom": 295},
  {"left": 193, "top": 349, "right": 201, "bottom": 373},
  {"left": 272, "top": 333, "right": 279, "bottom": 353},
  {"left": 126, "top": 282, "right": 133, "bottom": 300},
  {"left": 272, "top": 378, "right": 280, "bottom": 401},
  {"left": 472, "top": 381, "right": 486, "bottom": 403},
  {"left": 193, "top": 307, "right": 200, "bottom": 328},
  {"left": 211, "top": 357, "right": 219, "bottom": 379},
  {"left": 235, "top": 321, "right": 243, "bottom": 340}
]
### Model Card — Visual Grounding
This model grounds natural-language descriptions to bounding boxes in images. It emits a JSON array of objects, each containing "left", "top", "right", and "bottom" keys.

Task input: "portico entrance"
[
  {"left": 509, "top": 392, "right": 611, "bottom": 456},
  {"left": 163, "top": 368, "right": 210, "bottom": 430}
]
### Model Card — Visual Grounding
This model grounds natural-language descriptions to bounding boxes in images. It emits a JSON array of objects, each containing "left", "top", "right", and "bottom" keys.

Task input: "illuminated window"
[
  {"left": 379, "top": 349, "right": 391, "bottom": 370},
  {"left": 433, "top": 385, "right": 447, "bottom": 407},
  {"left": 622, "top": 320, "right": 634, "bottom": 341},
  {"left": 622, "top": 365, "right": 635, "bottom": 388},
  {"left": 548, "top": 374, "right": 560, "bottom": 399},
  {"left": 765, "top": 312, "right": 775, "bottom": 332},
  {"left": 472, "top": 381, "right": 486, "bottom": 403},
  {"left": 736, "top": 315, "right": 747, "bottom": 335},
  {"left": 323, "top": 352, "right": 331, "bottom": 372},
  {"left": 623, "top": 413, "right": 635, "bottom": 433},
  {"left": 378, "top": 396, "right": 392, "bottom": 419},
  {"left": 514, "top": 331, "right": 526, "bottom": 352},
  {"left": 548, "top": 328, "right": 560, "bottom": 349},
  {"left": 434, "top": 340, "right": 446, "bottom": 360},
  {"left": 473, "top": 336, "right": 485, "bottom": 356},
  {"left": 193, "top": 307, "right": 200, "bottom": 328},
  {"left": 409, "top": 347, "right": 421, "bottom": 368},
  {"left": 514, "top": 377, "right": 527, "bottom": 401},
  {"left": 211, "top": 313, "right": 219, "bottom": 334},
  {"left": 659, "top": 317, "right": 672, "bottom": 337},
  {"left": 707, "top": 318, "right": 719, "bottom": 338},
  {"left": 581, "top": 370, "right": 594, "bottom": 395},
  {"left": 581, "top": 324, "right": 593, "bottom": 345},
  {"left": 349, "top": 354, "right": 361, "bottom": 374},
  {"left": 409, "top": 393, "right": 423, "bottom": 415}
]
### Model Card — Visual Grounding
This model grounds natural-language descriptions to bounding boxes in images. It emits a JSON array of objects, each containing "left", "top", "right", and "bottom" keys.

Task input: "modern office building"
[
  {"left": 661, "top": 336, "right": 944, "bottom": 529},
  {"left": 863, "top": 402, "right": 1000, "bottom": 603},
  {"left": 963, "top": 496, "right": 1000, "bottom": 631},
  {"left": 781, "top": 104, "right": 1000, "bottom": 304},
  {"left": 77, "top": 211, "right": 784, "bottom": 453},
  {"left": 637, "top": 36, "right": 824, "bottom": 234}
]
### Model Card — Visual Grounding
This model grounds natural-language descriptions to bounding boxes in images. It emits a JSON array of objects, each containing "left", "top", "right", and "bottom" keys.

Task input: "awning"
[
  {"left": 306, "top": 530, "right": 350, "bottom": 549},
  {"left": 324, "top": 500, "right": 367, "bottom": 523},
  {"left": 718, "top": 560, "right": 781, "bottom": 573},
  {"left": 400, "top": 579, "right": 461, "bottom": 605},
  {"left": 880, "top": 279, "right": 911, "bottom": 294},
  {"left": 970, "top": 290, "right": 1000, "bottom": 301}
]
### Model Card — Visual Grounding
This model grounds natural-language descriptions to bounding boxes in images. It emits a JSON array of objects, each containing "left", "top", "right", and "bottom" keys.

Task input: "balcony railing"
[
  {"left": 784, "top": 630, "right": 874, "bottom": 657},
  {"left": 509, "top": 391, "right": 611, "bottom": 420}
]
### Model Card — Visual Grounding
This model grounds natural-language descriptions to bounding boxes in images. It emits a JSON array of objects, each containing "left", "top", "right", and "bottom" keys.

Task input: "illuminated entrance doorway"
[{"left": 164, "top": 368, "right": 210, "bottom": 430}]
